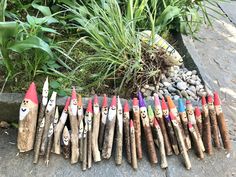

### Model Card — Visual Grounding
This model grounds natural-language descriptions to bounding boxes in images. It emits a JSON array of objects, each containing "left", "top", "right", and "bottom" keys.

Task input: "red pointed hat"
[
  {"left": 110, "top": 96, "right": 116, "bottom": 107},
  {"left": 94, "top": 94, "right": 99, "bottom": 105},
  {"left": 102, "top": 94, "right": 107, "bottom": 107},
  {"left": 166, "top": 96, "right": 176, "bottom": 109},
  {"left": 132, "top": 97, "right": 139, "bottom": 106},
  {"left": 186, "top": 100, "right": 191, "bottom": 105},
  {"left": 77, "top": 94, "right": 82, "bottom": 107},
  {"left": 207, "top": 95, "right": 213, "bottom": 103},
  {"left": 188, "top": 122, "right": 193, "bottom": 128},
  {"left": 24, "top": 82, "right": 38, "bottom": 104},
  {"left": 64, "top": 97, "right": 71, "bottom": 111},
  {"left": 194, "top": 106, "right": 201, "bottom": 117},
  {"left": 201, "top": 96, "right": 207, "bottom": 106},
  {"left": 86, "top": 99, "right": 93, "bottom": 113},
  {"left": 71, "top": 87, "right": 77, "bottom": 100},
  {"left": 124, "top": 101, "right": 129, "bottom": 112},
  {"left": 130, "top": 119, "right": 134, "bottom": 128},
  {"left": 161, "top": 97, "right": 168, "bottom": 110},
  {"left": 214, "top": 92, "right": 221, "bottom": 106}
]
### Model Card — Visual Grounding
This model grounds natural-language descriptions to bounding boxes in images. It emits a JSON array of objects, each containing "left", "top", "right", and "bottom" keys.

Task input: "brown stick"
[
  {"left": 214, "top": 92, "right": 232, "bottom": 151},
  {"left": 92, "top": 95, "right": 101, "bottom": 162},
  {"left": 85, "top": 99, "right": 93, "bottom": 168},
  {"left": 202, "top": 99, "right": 213, "bottom": 155},
  {"left": 18, "top": 82, "right": 39, "bottom": 152},
  {"left": 82, "top": 123, "right": 88, "bottom": 171},
  {"left": 153, "top": 119, "right": 168, "bottom": 169},
  {"left": 124, "top": 101, "right": 131, "bottom": 164},
  {"left": 170, "top": 113, "right": 191, "bottom": 170},
  {"left": 179, "top": 112, "right": 191, "bottom": 150},
  {"left": 195, "top": 107, "right": 203, "bottom": 138},
  {"left": 40, "top": 92, "right": 57, "bottom": 155},
  {"left": 79, "top": 119, "right": 84, "bottom": 162},
  {"left": 209, "top": 108, "right": 221, "bottom": 148},
  {"left": 130, "top": 120, "right": 138, "bottom": 170},
  {"left": 52, "top": 97, "right": 70, "bottom": 154},
  {"left": 98, "top": 95, "right": 108, "bottom": 150},
  {"left": 102, "top": 96, "right": 117, "bottom": 159},
  {"left": 188, "top": 123, "right": 204, "bottom": 159},
  {"left": 115, "top": 97, "right": 123, "bottom": 165},
  {"left": 62, "top": 125, "right": 71, "bottom": 159},
  {"left": 132, "top": 98, "right": 142, "bottom": 159}
]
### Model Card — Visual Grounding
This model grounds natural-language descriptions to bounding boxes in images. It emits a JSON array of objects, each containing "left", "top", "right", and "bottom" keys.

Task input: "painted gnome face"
[
  {"left": 20, "top": 99, "right": 34, "bottom": 120},
  {"left": 124, "top": 112, "right": 129, "bottom": 120},
  {"left": 208, "top": 102, "right": 214, "bottom": 110},
  {"left": 103, "top": 107, "right": 108, "bottom": 115},
  {"left": 133, "top": 105, "right": 139, "bottom": 113},
  {"left": 215, "top": 105, "right": 222, "bottom": 115},
  {"left": 182, "top": 112, "right": 188, "bottom": 121},
  {"left": 85, "top": 112, "right": 92, "bottom": 126},
  {"left": 63, "top": 134, "right": 70, "bottom": 145},
  {"left": 48, "top": 123, "right": 54, "bottom": 137},
  {"left": 155, "top": 106, "right": 162, "bottom": 118},
  {"left": 70, "top": 98, "right": 77, "bottom": 116},
  {"left": 140, "top": 107, "right": 147, "bottom": 120},
  {"left": 162, "top": 109, "right": 168, "bottom": 117},
  {"left": 46, "top": 96, "right": 56, "bottom": 113},
  {"left": 94, "top": 104, "right": 99, "bottom": 114},
  {"left": 78, "top": 122, "right": 83, "bottom": 138}
]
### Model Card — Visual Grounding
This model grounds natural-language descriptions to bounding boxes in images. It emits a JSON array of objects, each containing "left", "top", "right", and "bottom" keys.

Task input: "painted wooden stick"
[
  {"left": 153, "top": 118, "right": 168, "bottom": 169},
  {"left": 178, "top": 98, "right": 191, "bottom": 150},
  {"left": 154, "top": 94, "right": 172, "bottom": 156},
  {"left": 92, "top": 95, "right": 101, "bottom": 162},
  {"left": 85, "top": 99, "right": 93, "bottom": 168},
  {"left": 195, "top": 106, "right": 203, "bottom": 137},
  {"left": 214, "top": 92, "right": 232, "bottom": 151},
  {"left": 82, "top": 119, "right": 88, "bottom": 171},
  {"left": 201, "top": 96, "right": 213, "bottom": 155},
  {"left": 77, "top": 94, "right": 84, "bottom": 162},
  {"left": 68, "top": 87, "right": 79, "bottom": 164},
  {"left": 130, "top": 119, "right": 138, "bottom": 170},
  {"left": 45, "top": 105, "right": 59, "bottom": 166},
  {"left": 208, "top": 95, "right": 221, "bottom": 149},
  {"left": 186, "top": 100, "right": 205, "bottom": 152},
  {"left": 138, "top": 92, "right": 158, "bottom": 164},
  {"left": 188, "top": 122, "right": 204, "bottom": 159},
  {"left": 62, "top": 125, "right": 71, "bottom": 159},
  {"left": 40, "top": 91, "right": 57, "bottom": 155},
  {"left": 115, "top": 96, "right": 123, "bottom": 165},
  {"left": 167, "top": 96, "right": 187, "bottom": 151},
  {"left": 124, "top": 100, "right": 131, "bottom": 164},
  {"left": 18, "top": 82, "right": 38, "bottom": 152},
  {"left": 170, "top": 112, "right": 191, "bottom": 170},
  {"left": 33, "top": 78, "right": 48, "bottom": 163},
  {"left": 132, "top": 98, "right": 142, "bottom": 159},
  {"left": 79, "top": 119, "right": 84, "bottom": 162},
  {"left": 161, "top": 98, "right": 179, "bottom": 155},
  {"left": 98, "top": 94, "right": 108, "bottom": 150},
  {"left": 77, "top": 94, "right": 84, "bottom": 129},
  {"left": 52, "top": 97, "right": 70, "bottom": 154},
  {"left": 102, "top": 96, "right": 117, "bottom": 159}
]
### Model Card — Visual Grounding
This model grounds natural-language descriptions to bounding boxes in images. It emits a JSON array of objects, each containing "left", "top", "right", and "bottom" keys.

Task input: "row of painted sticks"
[{"left": 17, "top": 78, "right": 231, "bottom": 170}]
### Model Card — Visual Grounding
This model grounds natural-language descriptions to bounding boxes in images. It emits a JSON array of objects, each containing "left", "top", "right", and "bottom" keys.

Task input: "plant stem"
[{"left": 1, "top": 47, "right": 13, "bottom": 76}]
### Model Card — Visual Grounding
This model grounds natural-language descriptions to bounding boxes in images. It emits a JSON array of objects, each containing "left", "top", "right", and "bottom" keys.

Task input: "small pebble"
[
  {"left": 144, "top": 84, "right": 149, "bottom": 89},
  {"left": 177, "top": 82, "right": 188, "bottom": 90},
  {"left": 186, "top": 71, "right": 192, "bottom": 76},
  {"left": 192, "top": 70, "right": 197, "bottom": 75}
]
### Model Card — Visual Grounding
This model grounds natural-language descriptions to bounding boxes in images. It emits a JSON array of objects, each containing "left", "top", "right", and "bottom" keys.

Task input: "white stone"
[{"left": 177, "top": 82, "right": 188, "bottom": 90}]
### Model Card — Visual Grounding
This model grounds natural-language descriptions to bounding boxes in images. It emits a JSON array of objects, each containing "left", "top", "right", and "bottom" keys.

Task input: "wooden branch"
[
  {"left": 132, "top": 98, "right": 142, "bottom": 159},
  {"left": 18, "top": 82, "right": 38, "bottom": 152},
  {"left": 79, "top": 119, "right": 84, "bottom": 162},
  {"left": 201, "top": 96, "right": 213, "bottom": 155},
  {"left": 82, "top": 123, "right": 88, "bottom": 171},
  {"left": 98, "top": 94, "right": 108, "bottom": 150},
  {"left": 69, "top": 87, "right": 79, "bottom": 164},
  {"left": 153, "top": 118, "right": 168, "bottom": 169},
  {"left": 161, "top": 98, "right": 179, "bottom": 155},
  {"left": 40, "top": 91, "right": 57, "bottom": 155},
  {"left": 186, "top": 100, "right": 205, "bottom": 152},
  {"left": 52, "top": 97, "right": 70, "bottom": 154},
  {"left": 178, "top": 99, "right": 191, "bottom": 150},
  {"left": 138, "top": 92, "right": 158, "bottom": 164},
  {"left": 62, "top": 126, "right": 71, "bottom": 159},
  {"left": 85, "top": 99, "right": 93, "bottom": 168},
  {"left": 33, "top": 78, "right": 48, "bottom": 163},
  {"left": 102, "top": 96, "right": 117, "bottom": 159},
  {"left": 92, "top": 95, "right": 101, "bottom": 162},
  {"left": 115, "top": 97, "right": 123, "bottom": 165},
  {"left": 195, "top": 107, "right": 203, "bottom": 137},
  {"left": 123, "top": 101, "right": 131, "bottom": 164},
  {"left": 188, "top": 123, "right": 204, "bottom": 159},
  {"left": 214, "top": 92, "right": 232, "bottom": 151},
  {"left": 154, "top": 94, "right": 172, "bottom": 156},
  {"left": 208, "top": 96, "right": 221, "bottom": 148},
  {"left": 170, "top": 112, "right": 191, "bottom": 170},
  {"left": 130, "top": 120, "right": 138, "bottom": 170}
]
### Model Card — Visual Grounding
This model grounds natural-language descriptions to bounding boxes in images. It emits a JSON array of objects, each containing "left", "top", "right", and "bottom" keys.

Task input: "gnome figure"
[{"left": 17, "top": 82, "right": 38, "bottom": 152}]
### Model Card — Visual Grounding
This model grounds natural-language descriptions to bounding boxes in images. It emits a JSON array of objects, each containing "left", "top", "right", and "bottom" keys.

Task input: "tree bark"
[
  {"left": 209, "top": 108, "right": 221, "bottom": 148},
  {"left": 179, "top": 112, "right": 191, "bottom": 150},
  {"left": 130, "top": 120, "right": 138, "bottom": 170},
  {"left": 123, "top": 111, "right": 131, "bottom": 164},
  {"left": 202, "top": 109, "right": 213, "bottom": 155}
]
